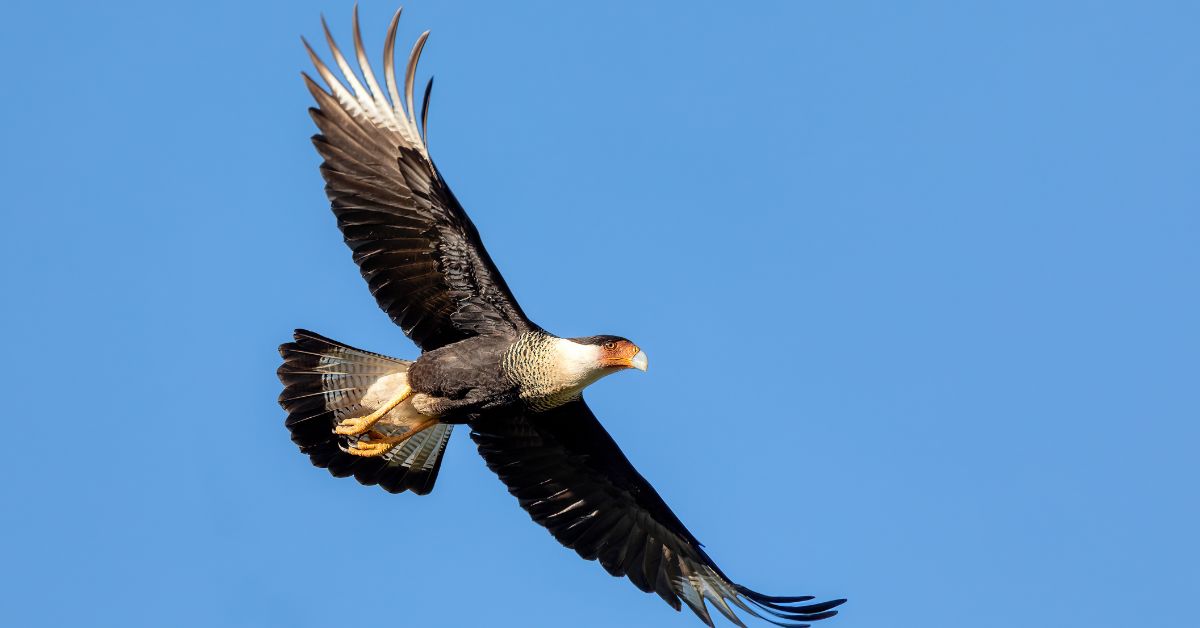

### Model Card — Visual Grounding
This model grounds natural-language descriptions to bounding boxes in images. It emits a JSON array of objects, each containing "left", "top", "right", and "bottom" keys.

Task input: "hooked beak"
[{"left": 629, "top": 350, "right": 648, "bottom": 372}]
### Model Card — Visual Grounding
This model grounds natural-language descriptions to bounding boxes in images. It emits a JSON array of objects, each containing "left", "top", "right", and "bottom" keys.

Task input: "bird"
[{"left": 277, "top": 7, "right": 846, "bottom": 627}]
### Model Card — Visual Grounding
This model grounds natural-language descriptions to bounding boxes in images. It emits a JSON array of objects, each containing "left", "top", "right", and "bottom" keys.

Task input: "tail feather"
[{"left": 277, "top": 329, "right": 452, "bottom": 495}]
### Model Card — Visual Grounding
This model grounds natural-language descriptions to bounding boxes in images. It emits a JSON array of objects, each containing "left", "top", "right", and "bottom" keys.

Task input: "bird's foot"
[
  {"left": 345, "top": 432, "right": 403, "bottom": 457},
  {"left": 333, "top": 384, "right": 413, "bottom": 435},
  {"left": 343, "top": 418, "right": 440, "bottom": 458},
  {"left": 334, "top": 415, "right": 377, "bottom": 436}
]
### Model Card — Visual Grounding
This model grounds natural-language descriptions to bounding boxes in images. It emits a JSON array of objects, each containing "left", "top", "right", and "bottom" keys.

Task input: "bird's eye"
[{"left": 603, "top": 341, "right": 616, "bottom": 351}]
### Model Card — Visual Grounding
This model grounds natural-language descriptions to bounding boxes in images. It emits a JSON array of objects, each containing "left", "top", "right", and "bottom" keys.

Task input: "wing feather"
[
  {"left": 350, "top": 6, "right": 397, "bottom": 130},
  {"left": 319, "top": 17, "right": 379, "bottom": 119},
  {"left": 382, "top": 9, "right": 405, "bottom": 124},
  {"left": 471, "top": 401, "right": 845, "bottom": 627},
  {"left": 404, "top": 30, "right": 431, "bottom": 146},
  {"left": 304, "top": 9, "right": 532, "bottom": 350}
]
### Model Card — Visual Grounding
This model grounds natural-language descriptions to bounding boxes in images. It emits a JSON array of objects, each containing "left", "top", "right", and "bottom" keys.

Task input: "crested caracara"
[{"left": 277, "top": 7, "right": 845, "bottom": 627}]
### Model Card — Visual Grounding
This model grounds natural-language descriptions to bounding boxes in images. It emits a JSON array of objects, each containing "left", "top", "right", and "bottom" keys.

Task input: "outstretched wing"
[
  {"left": 471, "top": 400, "right": 845, "bottom": 627},
  {"left": 303, "top": 8, "right": 533, "bottom": 350}
]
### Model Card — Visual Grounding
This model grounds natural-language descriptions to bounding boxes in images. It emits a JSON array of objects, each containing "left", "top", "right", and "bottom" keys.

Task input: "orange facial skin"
[{"left": 597, "top": 340, "right": 644, "bottom": 370}]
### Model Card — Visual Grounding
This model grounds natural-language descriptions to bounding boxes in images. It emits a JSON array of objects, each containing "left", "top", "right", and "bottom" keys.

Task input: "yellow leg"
[
  {"left": 345, "top": 419, "right": 439, "bottom": 458},
  {"left": 334, "top": 383, "right": 413, "bottom": 436}
]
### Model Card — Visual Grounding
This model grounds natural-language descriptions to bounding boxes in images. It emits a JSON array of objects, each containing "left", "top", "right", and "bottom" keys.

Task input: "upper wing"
[
  {"left": 303, "top": 8, "right": 533, "bottom": 350},
  {"left": 471, "top": 400, "right": 845, "bottom": 627}
]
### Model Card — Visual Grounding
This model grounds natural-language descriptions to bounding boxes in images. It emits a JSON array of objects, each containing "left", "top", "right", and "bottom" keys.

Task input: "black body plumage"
[
  {"left": 406, "top": 334, "right": 520, "bottom": 420},
  {"left": 277, "top": 8, "right": 845, "bottom": 627}
]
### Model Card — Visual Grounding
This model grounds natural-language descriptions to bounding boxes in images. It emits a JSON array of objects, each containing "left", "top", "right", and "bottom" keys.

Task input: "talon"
[
  {"left": 345, "top": 432, "right": 402, "bottom": 457},
  {"left": 347, "top": 442, "right": 391, "bottom": 456},
  {"left": 340, "top": 419, "right": 440, "bottom": 458}
]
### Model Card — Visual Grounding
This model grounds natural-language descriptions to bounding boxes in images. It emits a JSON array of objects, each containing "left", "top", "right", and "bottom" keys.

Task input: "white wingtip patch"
[{"left": 308, "top": 7, "right": 432, "bottom": 161}]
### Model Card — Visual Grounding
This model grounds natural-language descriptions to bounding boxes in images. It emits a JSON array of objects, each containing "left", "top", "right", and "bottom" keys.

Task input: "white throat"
[{"left": 549, "top": 337, "right": 608, "bottom": 392}]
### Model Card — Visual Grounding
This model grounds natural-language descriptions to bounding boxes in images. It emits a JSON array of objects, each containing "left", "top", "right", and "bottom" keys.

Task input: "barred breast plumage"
[{"left": 503, "top": 331, "right": 608, "bottom": 412}]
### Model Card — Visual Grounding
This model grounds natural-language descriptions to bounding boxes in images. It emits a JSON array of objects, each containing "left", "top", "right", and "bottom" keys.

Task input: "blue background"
[{"left": 2, "top": 1, "right": 1196, "bottom": 626}]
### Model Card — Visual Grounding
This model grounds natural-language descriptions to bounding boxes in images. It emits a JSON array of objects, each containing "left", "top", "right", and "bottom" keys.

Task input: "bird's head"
[
  {"left": 554, "top": 335, "right": 648, "bottom": 390},
  {"left": 577, "top": 335, "right": 648, "bottom": 372}
]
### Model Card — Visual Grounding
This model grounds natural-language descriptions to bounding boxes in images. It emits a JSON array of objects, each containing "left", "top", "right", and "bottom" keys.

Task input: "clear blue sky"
[{"left": 1, "top": 1, "right": 1196, "bottom": 626}]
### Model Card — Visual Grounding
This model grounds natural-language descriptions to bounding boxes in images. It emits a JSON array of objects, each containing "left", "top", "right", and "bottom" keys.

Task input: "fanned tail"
[{"left": 277, "top": 329, "right": 452, "bottom": 495}]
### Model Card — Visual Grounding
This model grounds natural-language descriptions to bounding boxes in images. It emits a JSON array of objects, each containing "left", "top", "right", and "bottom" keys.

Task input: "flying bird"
[{"left": 278, "top": 8, "right": 845, "bottom": 627}]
